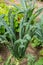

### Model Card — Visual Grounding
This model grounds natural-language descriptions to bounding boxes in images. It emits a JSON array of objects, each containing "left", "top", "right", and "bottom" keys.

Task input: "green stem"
[
  {"left": 14, "top": 59, "right": 20, "bottom": 65},
  {"left": 4, "top": 54, "right": 12, "bottom": 65}
]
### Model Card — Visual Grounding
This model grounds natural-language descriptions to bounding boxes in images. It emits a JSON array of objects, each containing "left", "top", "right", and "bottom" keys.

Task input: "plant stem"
[{"left": 14, "top": 58, "right": 20, "bottom": 65}]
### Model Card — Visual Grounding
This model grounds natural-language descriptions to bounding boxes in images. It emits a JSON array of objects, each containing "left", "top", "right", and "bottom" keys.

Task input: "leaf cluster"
[{"left": 0, "top": 0, "right": 43, "bottom": 60}]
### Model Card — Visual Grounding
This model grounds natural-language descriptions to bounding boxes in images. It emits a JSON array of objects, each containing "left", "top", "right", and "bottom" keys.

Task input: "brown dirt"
[
  {"left": 0, "top": 44, "right": 41, "bottom": 65},
  {"left": 0, "top": 45, "right": 10, "bottom": 65},
  {"left": 37, "top": 1, "right": 43, "bottom": 7}
]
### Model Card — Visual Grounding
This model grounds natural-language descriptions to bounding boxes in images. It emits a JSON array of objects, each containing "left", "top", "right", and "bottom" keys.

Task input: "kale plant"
[{"left": 0, "top": 0, "right": 43, "bottom": 65}]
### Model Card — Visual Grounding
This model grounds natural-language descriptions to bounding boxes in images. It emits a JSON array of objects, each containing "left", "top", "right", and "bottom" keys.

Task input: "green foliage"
[
  {"left": 0, "top": 56, "right": 3, "bottom": 63},
  {"left": 4, "top": 55, "right": 12, "bottom": 65},
  {"left": 31, "top": 36, "right": 41, "bottom": 47},
  {"left": 4, "top": 55, "right": 15, "bottom": 65},
  {"left": 26, "top": 54, "right": 36, "bottom": 65},
  {"left": 39, "top": 49, "right": 43, "bottom": 56},
  {"left": 27, "top": 54, "right": 43, "bottom": 65},
  {"left": 0, "top": 2, "right": 22, "bottom": 33},
  {"left": 0, "top": 0, "right": 43, "bottom": 61},
  {"left": 31, "top": 15, "right": 43, "bottom": 47},
  {"left": 0, "top": 3, "right": 9, "bottom": 15},
  {"left": 0, "top": 26, "right": 5, "bottom": 34},
  {"left": 35, "top": 57, "right": 43, "bottom": 65}
]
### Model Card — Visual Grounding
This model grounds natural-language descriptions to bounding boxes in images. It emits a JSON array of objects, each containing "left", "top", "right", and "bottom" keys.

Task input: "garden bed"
[{"left": 0, "top": 0, "right": 43, "bottom": 65}]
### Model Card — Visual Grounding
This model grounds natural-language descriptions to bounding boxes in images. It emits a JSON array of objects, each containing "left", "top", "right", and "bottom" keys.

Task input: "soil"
[
  {"left": 0, "top": 44, "right": 43, "bottom": 65},
  {"left": 0, "top": 45, "right": 10, "bottom": 65},
  {"left": 0, "top": 1, "right": 43, "bottom": 65}
]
